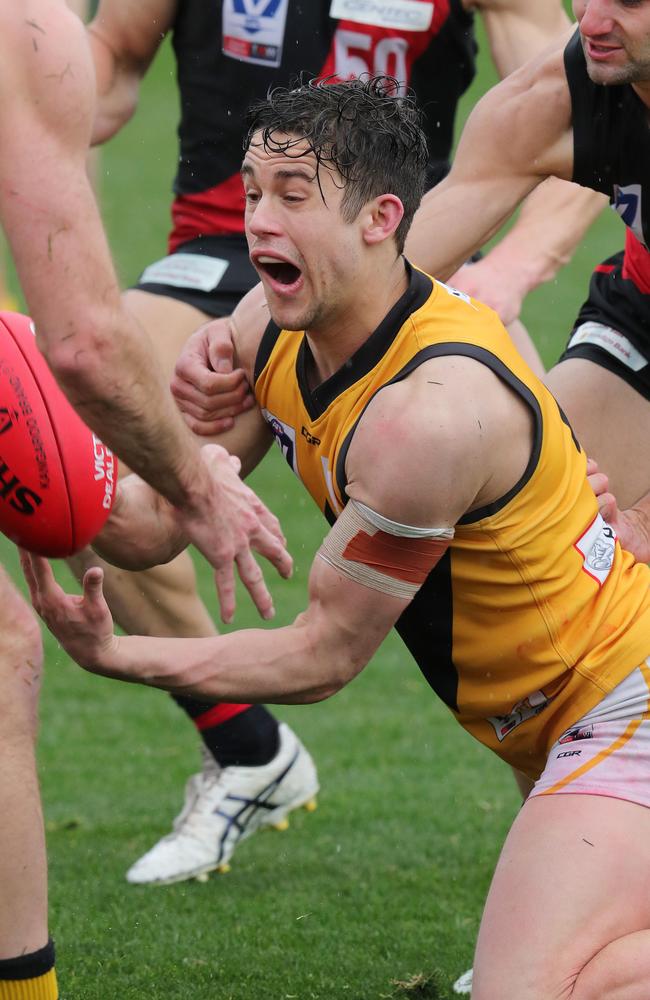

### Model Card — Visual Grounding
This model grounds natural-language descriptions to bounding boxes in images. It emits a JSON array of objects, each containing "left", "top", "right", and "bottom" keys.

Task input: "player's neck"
[{"left": 305, "top": 256, "right": 409, "bottom": 386}]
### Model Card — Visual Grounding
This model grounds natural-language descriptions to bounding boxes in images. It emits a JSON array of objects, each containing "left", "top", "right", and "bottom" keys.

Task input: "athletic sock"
[
  {"left": 171, "top": 698, "right": 280, "bottom": 767},
  {"left": 0, "top": 939, "right": 58, "bottom": 999}
]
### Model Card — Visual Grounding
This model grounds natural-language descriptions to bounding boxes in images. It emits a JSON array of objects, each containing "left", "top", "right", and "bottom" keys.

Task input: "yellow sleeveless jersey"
[{"left": 254, "top": 264, "right": 650, "bottom": 778}]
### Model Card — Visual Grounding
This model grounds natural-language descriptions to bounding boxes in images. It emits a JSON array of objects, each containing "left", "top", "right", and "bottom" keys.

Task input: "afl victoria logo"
[{"left": 0, "top": 407, "right": 19, "bottom": 435}]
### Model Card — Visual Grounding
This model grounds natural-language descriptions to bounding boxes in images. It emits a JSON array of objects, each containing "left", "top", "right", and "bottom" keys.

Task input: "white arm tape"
[{"left": 318, "top": 499, "right": 454, "bottom": 600}]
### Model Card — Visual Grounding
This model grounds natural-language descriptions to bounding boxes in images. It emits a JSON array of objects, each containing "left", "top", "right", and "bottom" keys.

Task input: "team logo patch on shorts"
[
  {"left": 488, "top": 690, "right": 550, "bottom": 742},
  {"left": 558, "top": 724, "right": 594, "bottom": 745},
  {"left": 139, "top": 254, "right": 230, "bottom": 292},
  {"left": 568, "top": 322, "right": 647, "bottom": 373}
]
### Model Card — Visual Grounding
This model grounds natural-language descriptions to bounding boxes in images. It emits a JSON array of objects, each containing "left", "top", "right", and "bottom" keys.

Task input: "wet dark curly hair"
[{"left": 244, "top": 75, "right": 429, "bottom": 253}]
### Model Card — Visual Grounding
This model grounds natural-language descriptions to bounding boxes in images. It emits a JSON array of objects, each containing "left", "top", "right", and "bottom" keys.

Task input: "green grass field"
[{"left": 1, "top": 15, "right": 626, "bottom": 1000}]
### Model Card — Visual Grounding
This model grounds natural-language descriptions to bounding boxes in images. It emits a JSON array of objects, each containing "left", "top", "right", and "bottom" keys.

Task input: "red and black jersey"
[
  {"left": 169, "top": 0, "right": 477, "bottom": 251},
  {"left": 564, "top": 28, "right": 650, "bottom": 294}
]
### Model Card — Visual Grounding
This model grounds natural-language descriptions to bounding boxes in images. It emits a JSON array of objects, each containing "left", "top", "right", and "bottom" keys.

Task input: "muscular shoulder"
[
  {"left": 230, "top": 282, "right": 272, "bottom": 380},
  {"left": 345, "top": 354, "right": 535, "bottom": 528},
  {"left": 344, "top": 357, "right": 492, "bottom": 528}
]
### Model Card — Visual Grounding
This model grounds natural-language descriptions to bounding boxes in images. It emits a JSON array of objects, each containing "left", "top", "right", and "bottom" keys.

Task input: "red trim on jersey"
[
  {"left": 594, "top": 264, "right": 616, "bottom": 275},
  {"left": 343, "top": 530, "right": 449, "bottom": 585},
  {"left": 193, "top": 702, "right": 252, "bottom": 731},
  {"left": 169, "top": 173, "right": 247, "bottom": 252},
  {"left": 622, "top": 229, "right": 650, "bottom": 294},
  {"left": 318, "top": 1, "right": 451, "bottom": 82}
]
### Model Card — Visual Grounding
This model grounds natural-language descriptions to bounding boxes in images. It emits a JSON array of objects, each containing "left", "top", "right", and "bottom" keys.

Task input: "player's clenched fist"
[{"left": 171, "top": 316, "right": 254, "bottom": 435}]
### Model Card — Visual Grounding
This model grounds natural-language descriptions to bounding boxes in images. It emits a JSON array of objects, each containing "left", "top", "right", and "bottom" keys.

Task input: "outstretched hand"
[
  {"left": 171, "top": 316, "right": 255, "bottom": 435},
  {"left": 176, "top": 444, "right": 293, "bottom": 624},
  {"left": 587, "top": 458, "right": 650, "bottom": 564},
  {"left": 20, "top": 551, "right": 121, "bottom": 677}
]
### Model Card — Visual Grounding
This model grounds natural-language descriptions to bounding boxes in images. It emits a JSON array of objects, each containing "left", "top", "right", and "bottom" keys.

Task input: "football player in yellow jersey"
[{"left": 23, "top": 78, "right": 650, "bottom": 999}]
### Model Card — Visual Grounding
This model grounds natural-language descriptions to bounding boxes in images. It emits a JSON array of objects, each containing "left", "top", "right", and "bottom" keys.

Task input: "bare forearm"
[
  {"left": 405, "top": 169, "right": 537, "bottom": 280},
  {"left": 107, "top": 625, "right": 345, "bottom": 704},
  {"left": 2, "top": 176, "right": 204, "bottom": 506},
  {"left": 478, "top": 179, "right": 607, "bottom": 301}
]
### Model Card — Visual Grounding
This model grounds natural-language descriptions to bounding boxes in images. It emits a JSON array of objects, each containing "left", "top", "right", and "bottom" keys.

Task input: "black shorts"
[
  {"left": 132, "top": 234, "right": 258, "bottom": 318},
  {"left": 557, "top": 250, "right": 650, "bottom": 401}
]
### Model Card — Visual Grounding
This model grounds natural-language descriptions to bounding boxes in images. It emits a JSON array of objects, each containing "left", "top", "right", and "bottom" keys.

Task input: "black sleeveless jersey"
[
  {"left": 169, "top": 0, "right": 476, "bottom": 249},
  {"left": 564, "top": 28, "right": 650, "bottom": 254}
]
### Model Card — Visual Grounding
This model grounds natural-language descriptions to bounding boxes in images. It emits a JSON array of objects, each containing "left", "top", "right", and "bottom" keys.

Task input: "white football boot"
[
  {"left": 453, "top": 968, "right": 473, "bottom": 995},
  {"left": 126, "top": 723, "right": 319, "bottom": 886}
]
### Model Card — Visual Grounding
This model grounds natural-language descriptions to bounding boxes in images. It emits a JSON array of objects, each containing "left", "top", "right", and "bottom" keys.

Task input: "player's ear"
[{"left": 362, "top": 194, "right": 404, "bottom": 246}]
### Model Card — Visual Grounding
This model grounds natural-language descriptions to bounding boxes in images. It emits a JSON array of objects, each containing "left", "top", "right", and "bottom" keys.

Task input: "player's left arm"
[
  {"left": 450, "top": 0, "right": 607, "bottom": 325},
  {"left": 22, "top": 369, "right": 486, "bottom": 701}
]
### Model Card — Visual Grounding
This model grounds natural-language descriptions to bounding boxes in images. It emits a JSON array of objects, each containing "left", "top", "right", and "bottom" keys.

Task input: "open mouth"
[
  {"left": 255, "top": 255, "right": 302, "bottom": 286},
  {"left": 584, "top": 38, "right": 622, "bottom": 58}
]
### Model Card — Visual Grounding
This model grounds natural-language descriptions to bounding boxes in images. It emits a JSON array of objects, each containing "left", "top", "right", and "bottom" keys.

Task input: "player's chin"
[{"left": 263, "top": 293, "right": 311, "bottom": 333}]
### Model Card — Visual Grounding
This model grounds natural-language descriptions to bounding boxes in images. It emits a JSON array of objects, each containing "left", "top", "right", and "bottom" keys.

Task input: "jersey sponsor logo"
[
  {"left": 487, "top": 690, "right": 550, "bottom": 742},
  {"left": 262, "top": 409, "right": 299, "bottom": 476},
  {"left": 612, "top": 183, "right": 645, "bottom": 247},
  {"left": 568, "top": 322, "right": 647, "bottom": 373},
  {"left": 301, "top": 426, "right": 321, "bottom": 446},
  {"left": 558, "top": 723, "right": 594, "bottom": 745},
  {"left": 574, "top": 513, "right": 616, "bottom": 587},
  {"left": 329, "top": 0, "right": 434, "bottom": 31},
  {"left": 557, "top": 749, "right": 582, "bottom": 759},
  {"left": 223, "top": 0, "right": 289, "bottom": 67},
  {"left": 139, "top": 254, "right": 230, "bottom": 292}
]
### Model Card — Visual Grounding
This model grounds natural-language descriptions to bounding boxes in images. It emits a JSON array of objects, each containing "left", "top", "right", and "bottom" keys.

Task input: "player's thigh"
[
  {"left": 472, "top": 793, "right": 650, "bottom": 1000},
  {"left": 545, "top": 357, "right": 650, "bottom": 508},
  {"left": 122, "top": 288, "right": 210, "bottom": 385}
]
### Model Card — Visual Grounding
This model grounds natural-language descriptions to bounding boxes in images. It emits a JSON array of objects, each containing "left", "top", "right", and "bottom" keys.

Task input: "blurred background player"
[{"left": 82, "top": 0, "right": 602, "bottom": 889}]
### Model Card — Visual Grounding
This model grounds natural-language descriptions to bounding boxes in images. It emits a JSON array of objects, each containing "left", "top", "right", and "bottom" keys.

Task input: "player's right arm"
[
  {"left": 22, "top": 348, "right": 518, "bottom": 702},
  {"left": 88, "top": 0, "right": 177, "bottom": 143},
  {"left": 405, "top": 43, "right": 575, "bottom": 280}
]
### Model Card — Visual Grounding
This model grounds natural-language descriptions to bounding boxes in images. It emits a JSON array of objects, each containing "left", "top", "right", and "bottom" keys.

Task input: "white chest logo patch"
[
  {"left": 222, "top": 0, "right": 289, "bottom": 67},
  {"left": 574, "top": 513, "right": 617, "bottom": 587}
]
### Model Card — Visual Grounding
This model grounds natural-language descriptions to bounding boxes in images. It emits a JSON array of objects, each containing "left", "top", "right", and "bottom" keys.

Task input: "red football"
[{"left": 0, "top": 310, "right": 117, "bottom": 556}]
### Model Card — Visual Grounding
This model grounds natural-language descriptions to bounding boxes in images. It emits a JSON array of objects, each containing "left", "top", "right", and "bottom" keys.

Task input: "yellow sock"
[{"left": 0, "top": 968, "right": 58, "bottom": 999}]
